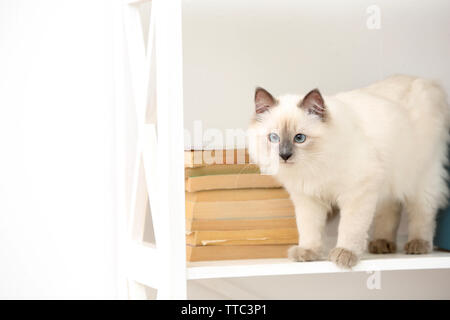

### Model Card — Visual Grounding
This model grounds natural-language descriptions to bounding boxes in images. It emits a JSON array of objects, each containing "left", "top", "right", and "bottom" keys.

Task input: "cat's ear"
[
  {"left": 255, "top": 87, "right": 277, "bottom": 114},
  {"left": 299, "top": 89, "right": 326, "bottom": 120}
]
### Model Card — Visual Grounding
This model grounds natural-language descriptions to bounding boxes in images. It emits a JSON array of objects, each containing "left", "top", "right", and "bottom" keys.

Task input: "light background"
[
  {"left": 182, "top": 0, "right": 450, "bottom": 299},
  {"left": 0, "top": 0, "right": 117, "bottom": 298},
  {"left": 183, "top": 0, "right": 450, "bottom": 134},
  {"left": 0, "top": 0, "right": 449, "bottom": 299}
]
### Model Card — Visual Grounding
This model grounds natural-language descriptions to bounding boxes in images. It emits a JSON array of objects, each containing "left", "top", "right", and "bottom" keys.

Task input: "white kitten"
[{"left": 248, "top": 75, "right": 450, "bottom": 268}]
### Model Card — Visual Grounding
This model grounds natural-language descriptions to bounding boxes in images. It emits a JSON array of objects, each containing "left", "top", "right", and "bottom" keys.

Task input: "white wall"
[
  {"left": 182, "top": 0, "right": 450, "bottom": 299},
  {"left": 183, "top": 0, "right": 450, "bottom": 134},
  {"left": 1, "top": 0, "right": 448, "bottom": 300},
  {"left": 0, "top": 0, "right": 118, "bottom": 298}
]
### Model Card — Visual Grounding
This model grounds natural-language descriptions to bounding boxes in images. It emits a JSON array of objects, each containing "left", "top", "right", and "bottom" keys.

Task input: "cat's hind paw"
[
  {"left": 404, "top": 239, "right": 430, "bottom": 254},
  {"left": 328, "top": 247, "right": 358, "bottom": 269},
  {"left": 369, "top": 239, "right": 397, "bottom": 254},
  {"left": 287, "top": 246, "right": 320, "bottom": 262}
]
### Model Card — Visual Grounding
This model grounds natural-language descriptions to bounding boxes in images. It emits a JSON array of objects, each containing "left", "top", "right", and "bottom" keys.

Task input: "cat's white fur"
[{"left": 248, "top": 75, "right": 450, "bottom": 268}]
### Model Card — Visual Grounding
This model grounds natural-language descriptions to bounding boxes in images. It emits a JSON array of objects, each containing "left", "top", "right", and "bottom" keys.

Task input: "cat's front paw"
[
  {"left": 404, "top": 239, "right": 431, "bottom": 254},
  {"left": 369, "top": 239, "right": 397, "bottom": 254},
  {"left": 328, "top": 247, "right": 358, "bottom": 269},
  {"left": 287, "top": 246, "right": 320, "bottom": 262}
]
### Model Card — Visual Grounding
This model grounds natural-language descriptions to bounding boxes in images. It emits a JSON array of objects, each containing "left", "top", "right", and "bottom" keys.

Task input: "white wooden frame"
[
  {"left": 116, "top": 0, "right": 450, "bottom": 300},
  {"left": 121, "top": 0, "right": 186, "bottom": 299}
]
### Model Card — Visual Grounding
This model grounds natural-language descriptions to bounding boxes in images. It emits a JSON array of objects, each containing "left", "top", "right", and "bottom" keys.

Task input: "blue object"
[
  {"left": 434, "top": 149, "right": 450, "bottom": 251},
  {"left": 435, "top": 207, "right": 450, "bottom": 250}
]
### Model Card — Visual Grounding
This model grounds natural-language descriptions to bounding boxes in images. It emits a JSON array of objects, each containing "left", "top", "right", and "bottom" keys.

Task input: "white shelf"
[{"left": 187, "top": 250, "right": 450, "bottom": 280}]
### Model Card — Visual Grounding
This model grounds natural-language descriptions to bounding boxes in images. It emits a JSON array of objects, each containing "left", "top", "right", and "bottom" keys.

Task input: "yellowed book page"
[
  {"left": 186, "top": 244, "right": 291, "bottom": 261},
  {"left": 185, "top": 173, "right": 282, "bottom": 192},
  {"left": 186, "top": 228, "right": 299, "bottom": 246},
  {"left": 185, "top": 188, "right": 289, "bottom": 202},
  {"left": 185, "top": 164, "right": 260, "bottom": 178},
  {"left": 186, "top": 217, "right": 297, "bottom": 231},
  {"left": 186, "top": 198, "right": 294, "bottom": 220}
]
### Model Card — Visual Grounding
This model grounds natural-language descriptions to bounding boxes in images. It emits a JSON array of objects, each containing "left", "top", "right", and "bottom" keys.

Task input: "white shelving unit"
[
  {"left": 122, "top": 0, "right": 186, "bottom": 300},
  {"left": 120, "top": 0, "right": 450, "bottom": 300},
  {"left": 188, "top": 250, "right": 450, "bottom": 280}
]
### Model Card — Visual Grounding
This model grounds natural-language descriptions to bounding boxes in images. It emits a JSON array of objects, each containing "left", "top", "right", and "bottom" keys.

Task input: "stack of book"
[{"left": 185, "top": 149, "right": 298, "bottom": 261}]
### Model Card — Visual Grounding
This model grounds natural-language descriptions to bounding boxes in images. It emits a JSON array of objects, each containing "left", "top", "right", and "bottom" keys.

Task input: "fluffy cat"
[{"left": 247, "top": 75, "right": 450, "bottom": 268}]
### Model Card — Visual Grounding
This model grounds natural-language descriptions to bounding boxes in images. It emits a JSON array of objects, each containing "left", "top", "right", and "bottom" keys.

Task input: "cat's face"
[{"left": 248, "top": 87, "right": 329, "bottom": 174}]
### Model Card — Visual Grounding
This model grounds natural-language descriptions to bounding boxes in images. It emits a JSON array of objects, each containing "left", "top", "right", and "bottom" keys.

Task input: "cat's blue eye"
[
  {"left": 268, "top": 133, "right": 280, "bottom": 143},
  {"left": 294, "top": 133, "right": 306, "bottom": 143}
]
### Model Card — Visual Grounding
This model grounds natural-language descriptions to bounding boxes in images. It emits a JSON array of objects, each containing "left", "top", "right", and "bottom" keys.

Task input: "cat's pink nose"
[{"left": 280, "top": 152, "right": 292, "bottom": 161}]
